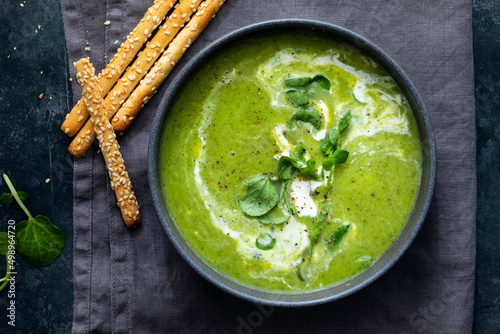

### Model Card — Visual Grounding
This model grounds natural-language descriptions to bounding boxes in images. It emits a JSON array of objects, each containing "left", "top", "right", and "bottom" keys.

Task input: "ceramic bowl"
[{"left": 148, "top": 20, "right": 436, "bottom": 306}]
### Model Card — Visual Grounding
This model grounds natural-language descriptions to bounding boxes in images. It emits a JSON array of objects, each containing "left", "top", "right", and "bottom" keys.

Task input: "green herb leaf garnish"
[
  {"left": 256, "top": 233, "right": 276, "bottom": 250},
  {"left": 257, "top": 202, "right": 290, "bottom": 225},
  {"left": 290, "top": 107, "right": 321, "bottom": 129},
  {"left": 327, "top": 128, "right": 340, "bottom": 146},
  {"left": 296, "top": 211, "right": 329, "bottom": 280},
  {"left": 0, "top": 191, "right": 29, "bottom": 205},
  {"left": 310, "top": 75, "right": 331, "bottom": 91},
  {"left": 319, "top": 139, "right": 335, "bottom": 156},
  {"left": 278, "top": 157, "right": 296, "bottom": 181},
  {"left": 286, "top": 90, "right": 310, "bottom": 105},
  {"left": 337, "top": 109, "right": 352, "bottom": 132},
  {"left": 284, "top": 75, "right": 330, "bottom": 92},
  {"left": 327, "top": 224, "right": 350, "bottom": 250},
  {"left": 309, "top": 221, "right": 323, "bottom": 246},
  {"left": 285, "top": 77, "right": 311, "bottom": 86},
  {"left": 239, "top": 176, "right": 279, "bottom": 217},
  {"left": 2, "top": 173, "right": 65, "bottom": 267},
  {"left": 320, "top": 110, "right": 352, "bottom": 185},
  {"left": 322, "top": 149, "right": 349, "bottom": 170},
  {"left": 278, "top": 156, "right": 318, "bottom": 180},
  {"left": 296, "top": 141, "right": 305, "bottom": 158},
  {"left": 292, "top": 158, "right": 318, "bottom": 179}
]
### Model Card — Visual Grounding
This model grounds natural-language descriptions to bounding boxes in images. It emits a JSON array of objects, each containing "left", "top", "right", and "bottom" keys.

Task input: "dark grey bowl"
[{"left": 148, "top": 20, "right": 436, "bottom": 307}]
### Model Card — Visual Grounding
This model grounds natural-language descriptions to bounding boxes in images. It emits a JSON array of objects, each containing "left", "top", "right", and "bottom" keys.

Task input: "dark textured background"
[
  {"left": 0, "top": 0, "right": 73, "bottom": 332},
  {"left": 472, "top": 1, "right": 500, "bottom": 332},
  {"left": 0, "top": 0, "right": 497, "bottom": 332}
]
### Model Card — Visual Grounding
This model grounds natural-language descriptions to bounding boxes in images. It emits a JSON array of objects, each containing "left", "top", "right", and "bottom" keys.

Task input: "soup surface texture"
[{"left": 160, "top": 31, "right": 422, "bottom": 292}]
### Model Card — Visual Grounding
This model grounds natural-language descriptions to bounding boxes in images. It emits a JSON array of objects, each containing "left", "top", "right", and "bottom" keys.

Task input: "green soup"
[{"left": 159, "top": 31, "right": 422, "bottom": 292}]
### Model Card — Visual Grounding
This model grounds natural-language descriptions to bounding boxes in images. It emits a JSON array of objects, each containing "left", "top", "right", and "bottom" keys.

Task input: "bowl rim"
[{"left": 148, "top": 19, "right": 436, "bottom": 307}]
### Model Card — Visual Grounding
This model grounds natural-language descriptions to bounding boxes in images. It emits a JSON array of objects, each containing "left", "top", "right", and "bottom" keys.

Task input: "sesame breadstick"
[
  {"left": 68, "top": 0, "right": 202, "bottom": 157},
  {"left": 61, "top": 0, "right": 178, "bottom": 137},
  {"left": 74, "top": 58, "right": 141, "bottom": 228},
  {"left": 112, "top": 0, "right": 225, "bottom": 134}
]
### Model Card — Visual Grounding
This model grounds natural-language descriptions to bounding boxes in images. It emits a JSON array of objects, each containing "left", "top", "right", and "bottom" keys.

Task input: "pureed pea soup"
[{"left": 159, "top": 31, "right": 422, "bottom": 292}]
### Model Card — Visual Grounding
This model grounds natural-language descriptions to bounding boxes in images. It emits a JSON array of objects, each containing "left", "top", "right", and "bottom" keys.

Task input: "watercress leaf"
[
  {"left": 322, "top": 155, "right": 335, "bottom": 171},
  {"left": 296, "top": 142, "right": 305, "bottom": 158},
  {"left": 323, "top": 149, "right": 349, "bottom": 170},
  {"left": 309, "top": 223, "right": 323, "bottom": 246},
  {"left": 239, "top": 177, "right": 279, "bottom": 217},
  {"left": 0, "top": 191, "right": 29, "bottom": 205},
  {"left": 256, "top": 233, "right": 276, "bottom": 251},
  {"left": 285, "top": 77, "right": 311, "bottom": 87},
  {"left": 18, "top": 191, "right": 29, "bottom": 203},
  {"left": 319, "top": 139, "right": 335, "bottom": 156},
  {"left": 0, "top": 193, "right": 13, "bottom": 205},
  {"left": 286, "top": 90, "right": 310, "bottom": 106},
  {"left": 338, "top": 110, "right": 352, "bottom": 132},
  {"left": 278, "top": 156, "right": 296, "bottom": 181},
  {"left": 331, "top": 149, "right": 349, "bottom": 164},
  {"left": 279, "top": 156, "right": 318, "bottom": 180},
  {"left": 327, "top": 224, "right": 350, "bottom": 250},
  {"left": 297, "top": 211, "right": 330, "bottom": 281},
  {"left": 281, "top": 180, "right": 296, "bottom": 214},
  {"left": 311, "top": 75, "right": 331, "bottom": 91},
  {"left": 257, "top": 202, "right": 290, "bottom": 225},
  {"left": 290, "top": 107, "right": 321, "bottom": 129},
  {"left": 291, "top": 158, "right": 318, "bottom": 180},
  {"left": 15, "top": 215, "right": 65, "bottom": 266},
  {"left": 296, "top": 248, "right": 310, "bottom": 281},
  {"left": 0, "top": 232, "right": 8, "bottom": 255},
  {"left": 327, "top": 128, "right": 340, "bottom": 147},
  {"left": 302, "top": 159, "right": 319, "bottom": 179}
]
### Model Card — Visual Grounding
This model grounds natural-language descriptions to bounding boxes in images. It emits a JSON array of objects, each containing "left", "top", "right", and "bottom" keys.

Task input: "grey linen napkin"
[{"left": 60, "top": 0, "right": 476, "bottom": 333}]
